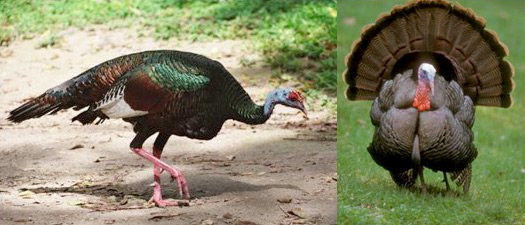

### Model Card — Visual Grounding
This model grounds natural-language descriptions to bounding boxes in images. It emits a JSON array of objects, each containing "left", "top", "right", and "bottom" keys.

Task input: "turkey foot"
[
  {"left": 442, "top": 172, "right": 450, "bottom": 191},
  {"left": 418, "top": 167, "right": 427, "bottom": 195},
  {"left": 131, "top": 148, "right": 190, "bottom": 199},
  {"left": 148, "top": 165, "right": 188, "bottom": 207}
]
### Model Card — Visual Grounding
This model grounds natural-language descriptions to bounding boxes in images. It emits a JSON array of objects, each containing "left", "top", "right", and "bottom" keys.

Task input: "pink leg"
[
  {"left": 146, "top": 147, "right": 183, "bottom": 207},
  {"left": 149, "top": 164, "right": 181, "bottom": 207},
  {"left": 131, "top": 148, "right": 190, "bottom": 205}
]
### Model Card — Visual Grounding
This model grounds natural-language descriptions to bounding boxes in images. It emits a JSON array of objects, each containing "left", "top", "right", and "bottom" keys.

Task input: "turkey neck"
[
  {"left": 224, "top": 80, "right": 269, "bottom": 125},
  {"left": 413, "top": 79, "right": 432, "bottom": 112}
]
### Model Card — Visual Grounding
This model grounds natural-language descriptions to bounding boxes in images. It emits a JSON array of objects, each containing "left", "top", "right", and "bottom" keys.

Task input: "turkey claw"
[{"left": 148, "top": 197, "right": 189, "bottom": 207}]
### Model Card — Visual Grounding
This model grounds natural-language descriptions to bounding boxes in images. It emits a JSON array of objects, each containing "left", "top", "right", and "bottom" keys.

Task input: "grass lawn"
[
  {"left": 337, "top": 0, "right": 525, "bottom": 224},
  {"left": 0, "top": 0, "right": 336, "bottom": 93}
]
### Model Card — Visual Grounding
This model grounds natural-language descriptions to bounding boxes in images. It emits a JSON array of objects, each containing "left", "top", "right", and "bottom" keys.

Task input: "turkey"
[
  {"left": 343, "top": 0, "right": 514, "bottom": 193},
  {"left": 7, "top": 50, "right": 307, "bottom": 207}
]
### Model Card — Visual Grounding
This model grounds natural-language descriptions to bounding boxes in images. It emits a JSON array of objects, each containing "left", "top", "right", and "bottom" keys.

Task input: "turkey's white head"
[
  {"left": 263, "top": 88, "right": 307, "bottom": 118},
  {"left": 418, "top": 63, "right": 436, "bottom": 96}
]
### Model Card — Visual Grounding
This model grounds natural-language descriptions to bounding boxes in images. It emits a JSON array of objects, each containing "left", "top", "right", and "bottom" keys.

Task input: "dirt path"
[{"left": 0, "top": 26, "right": 336, "bottom": 225}]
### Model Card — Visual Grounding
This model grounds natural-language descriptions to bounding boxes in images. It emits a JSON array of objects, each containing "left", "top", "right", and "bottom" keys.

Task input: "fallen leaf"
[
  {"left": 223, "top": 213, "right": 233, "bottom": 219},
  {"left": 269, "top": 169, "right": 284, "bottom": 173},
  {"left": 306, "top": 160, "right": 316, "bottom": 165},
  {"left": 288, "top": 208, "right": 309, "bottom": 219},
  {"left": 13, "top": 218, "right": 33, "bottom": 223},
  {"left": 18, "top": 190, "right": 35, "bottom": 199},
  {"left": 67, "top": 200, "right": 85, "bottom": 206},
  {"left": 70, "top": 144, "right": 84, "bottom": 150},
  {"left": 107, "top": 195, "right": 117, "bottom": 203},
  {"left": 119, "top": 198, "right": 128, "bottom": 205},
  {"left": 332, "top": 173, "right": 338, "bottom": 181},
  {"left": 277, "top": 197, "right": 292, "bottom": 204},
  {"left": 323, "top": 176, "right": 334, "bottom": 183},
  {"left": 124, "top": 196, "right": 148, "bottom": 206},
  {"left": 148, "top": 213, "right": 181, "bottom": 221}
]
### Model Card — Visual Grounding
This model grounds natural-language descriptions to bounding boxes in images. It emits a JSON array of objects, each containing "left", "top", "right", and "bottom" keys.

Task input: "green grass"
[
  {"left": 338, "top": 0, "right": 525, "bottom": 224},
  {"left": 0, "top": 0, "right": 336, "bottom": 93}
]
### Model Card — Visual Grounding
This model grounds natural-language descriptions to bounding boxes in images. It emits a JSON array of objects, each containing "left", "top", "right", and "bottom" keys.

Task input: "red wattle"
[{"left": 413, "top": 82, "right": 431, "bottom": 112}]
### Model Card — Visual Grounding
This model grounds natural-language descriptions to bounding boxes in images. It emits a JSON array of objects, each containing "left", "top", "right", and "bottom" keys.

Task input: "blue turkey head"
[{"left": 264, "top": 88, "right": 307, "bottom": 117}]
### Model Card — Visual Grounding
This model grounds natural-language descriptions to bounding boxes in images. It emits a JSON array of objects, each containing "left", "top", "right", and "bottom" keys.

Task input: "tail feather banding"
[{"left": 343, "top": 0, "right": 514, "bottom": 108}]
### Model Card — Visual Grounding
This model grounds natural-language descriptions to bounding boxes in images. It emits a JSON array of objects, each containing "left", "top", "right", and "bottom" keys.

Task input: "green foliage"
[
  {"left": 338, "top": 0, "right": 525, "bottom": 224},
  {"left": 0, "top": 0, "right": 336, "bottom": 92},
  {"left": 36, "top": 33, "right": 61, "bottom": 48},
  {"left": 145, "top": 0, "right": 337, "bottom": 92}
]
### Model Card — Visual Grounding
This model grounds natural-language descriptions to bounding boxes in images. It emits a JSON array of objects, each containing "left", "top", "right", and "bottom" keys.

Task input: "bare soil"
[{"left": 0, "top": 26, "right": 336, "bottom": 225}]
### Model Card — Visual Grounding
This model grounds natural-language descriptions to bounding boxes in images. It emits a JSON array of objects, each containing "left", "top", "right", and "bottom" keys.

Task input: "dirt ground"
[{"left": 0, "top": 26, "right": 336, "bottom": 225}]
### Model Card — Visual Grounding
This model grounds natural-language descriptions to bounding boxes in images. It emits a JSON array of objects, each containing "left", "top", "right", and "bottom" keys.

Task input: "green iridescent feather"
[{"left": 147, "top": 63, "right": 210, "bottom": 92}]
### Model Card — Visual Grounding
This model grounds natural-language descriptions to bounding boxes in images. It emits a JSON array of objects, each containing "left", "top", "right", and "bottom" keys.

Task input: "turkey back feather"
[
  {"left": 7, "top": 50, "right": 222, "bottom": 123},
  {"left": 343, "top": 0, "right": 514, "bottom": 107}
]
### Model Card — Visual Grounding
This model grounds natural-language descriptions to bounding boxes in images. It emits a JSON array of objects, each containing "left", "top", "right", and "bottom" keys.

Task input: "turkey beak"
[{"left": 297, "top": 102, "right": 308, "bottom": 119}]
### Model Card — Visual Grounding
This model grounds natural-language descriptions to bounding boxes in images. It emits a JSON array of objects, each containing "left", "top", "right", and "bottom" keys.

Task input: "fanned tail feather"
[{"left": 343, "top": 0, "right": 514, "bottom": 108}]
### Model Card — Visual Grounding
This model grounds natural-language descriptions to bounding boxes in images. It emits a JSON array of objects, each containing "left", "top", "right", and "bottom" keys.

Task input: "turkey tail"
[
  {"left": 7, "top": 52, "right": 145, "bottom": 123},
  {"left": 8, "top": 98, "right": 64, "bottom": 123},
  {"left": 343, "top": 0, "right": 514, "bottom": 108}
]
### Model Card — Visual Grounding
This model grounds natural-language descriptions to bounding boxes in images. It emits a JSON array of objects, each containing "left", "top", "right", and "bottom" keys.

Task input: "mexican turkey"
[
  {"left": 343, "top": 0, "right": 514, "bottom": 193},
  {"left": 7, "top": 50, "right": 307, "bottom": 207}
]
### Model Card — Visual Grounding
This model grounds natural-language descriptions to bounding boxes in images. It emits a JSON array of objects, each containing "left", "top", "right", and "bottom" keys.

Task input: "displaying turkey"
[
  {"left": 343, "top": 0, "right": 514, "bottom": 193},
  {"left": 8, "top": 50, "right": 307, "bottom": 207}
]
